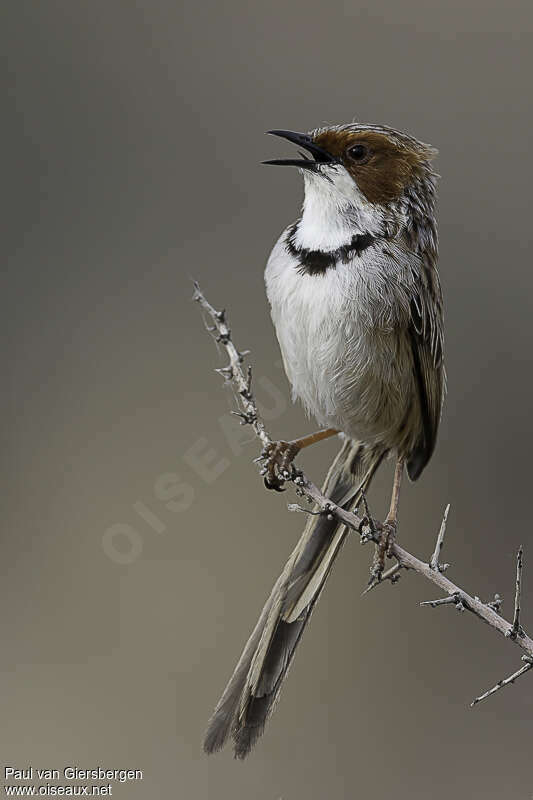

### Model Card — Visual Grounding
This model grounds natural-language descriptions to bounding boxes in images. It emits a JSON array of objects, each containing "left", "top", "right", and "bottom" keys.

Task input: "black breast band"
[{"left": 286, "top": 223, "right": 376, "bottom": 277}]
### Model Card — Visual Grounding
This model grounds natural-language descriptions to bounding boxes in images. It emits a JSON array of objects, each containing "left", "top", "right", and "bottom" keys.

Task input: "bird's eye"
[{"left": 347, "top": 144, "right": 370, "bottom": 163}]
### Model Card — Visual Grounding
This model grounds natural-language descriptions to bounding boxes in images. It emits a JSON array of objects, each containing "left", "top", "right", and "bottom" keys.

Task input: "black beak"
[{"left": 262, "top": 129, "right": 336, "bottom": 169}]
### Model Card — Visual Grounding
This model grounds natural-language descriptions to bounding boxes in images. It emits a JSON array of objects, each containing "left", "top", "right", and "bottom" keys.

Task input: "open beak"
[{"left": 262, "top": 129, "right": 336, "bottom": 169}]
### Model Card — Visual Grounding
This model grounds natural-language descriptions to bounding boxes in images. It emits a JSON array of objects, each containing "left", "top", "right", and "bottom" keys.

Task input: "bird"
[{"left": 203, "top": 122, "right": 445, "bottom": 759}]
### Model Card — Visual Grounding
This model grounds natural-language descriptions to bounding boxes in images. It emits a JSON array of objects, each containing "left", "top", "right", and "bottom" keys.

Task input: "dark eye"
[{"left": 347, "top": 144, "right": 370, "bottom": 163}]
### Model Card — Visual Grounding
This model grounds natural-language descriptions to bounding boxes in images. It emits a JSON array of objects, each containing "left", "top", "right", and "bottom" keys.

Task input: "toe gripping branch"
[
  {"left": 259, "top": 440, "right": 301, "bottom": 491},
  {"left": 359, "top": 490, "right": 404, "bottom": 595}
]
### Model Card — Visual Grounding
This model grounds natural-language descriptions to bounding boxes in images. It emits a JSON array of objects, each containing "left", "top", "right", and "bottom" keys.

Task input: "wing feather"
[{"left": 407, "top": 270, "right": 445, "bottom": 480}]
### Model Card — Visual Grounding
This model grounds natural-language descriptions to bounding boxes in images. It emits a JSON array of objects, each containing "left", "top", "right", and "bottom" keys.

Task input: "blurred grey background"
[{"left": 2, "top": 1, "right": 533, "bottom": 798}]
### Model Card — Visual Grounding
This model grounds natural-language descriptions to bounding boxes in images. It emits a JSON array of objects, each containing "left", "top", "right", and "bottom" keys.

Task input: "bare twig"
[
  {"left": 194, "top": 282, "right": 533, "bottom": 706},
  {"left": 470, "top": 656, "right": 533, "bottom": 707}
]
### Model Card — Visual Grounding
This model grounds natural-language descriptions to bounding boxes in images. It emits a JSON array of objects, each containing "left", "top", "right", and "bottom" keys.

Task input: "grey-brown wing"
[{"left": 407, "top": 274, "right": 445, "bottom": 480}]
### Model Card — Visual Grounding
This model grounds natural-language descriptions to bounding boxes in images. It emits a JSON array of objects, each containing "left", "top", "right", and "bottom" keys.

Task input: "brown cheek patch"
[{"left": 313, "top": 130, "right": 430, "bottom": 205}]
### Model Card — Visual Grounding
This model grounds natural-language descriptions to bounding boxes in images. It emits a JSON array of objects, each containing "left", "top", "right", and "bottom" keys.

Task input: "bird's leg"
[
  {"left": 262, "top": 428, "right": 339, "bottom": 491},
  {"left": 369, "top": 455, "right": 405, "bottom": 583}
]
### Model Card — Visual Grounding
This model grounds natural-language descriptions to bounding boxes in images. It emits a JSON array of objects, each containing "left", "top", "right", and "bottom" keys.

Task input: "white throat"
[{"left": 293, "top": 166, "right": 386, "bottom": 252}]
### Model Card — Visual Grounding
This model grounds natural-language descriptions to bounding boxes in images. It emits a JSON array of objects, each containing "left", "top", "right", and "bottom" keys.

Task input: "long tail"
[{"left": 203, "top": 438, "right": 385, "bottom": 759}]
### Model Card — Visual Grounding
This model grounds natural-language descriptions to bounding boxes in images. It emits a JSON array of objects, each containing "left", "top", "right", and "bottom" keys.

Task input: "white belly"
[{"left": 264, "top": 228, "right": 417, "bottom": 448}]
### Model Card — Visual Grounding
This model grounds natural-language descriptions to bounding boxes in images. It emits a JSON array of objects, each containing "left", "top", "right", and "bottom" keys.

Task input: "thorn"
[
  {"left": 215, "top": 308, "right": 226, "bottom": 323},
  {"left": 430, "top": 503, "right": 450, "bottom": 572},
  {"left": 420, "top": 591, "right": 462, "bottom": 609},
  {"left": 362, "top": 578, "right": 380, "bottom": 595},
  {"left": 507, "top": 546, "right": 525, "bottom": 640},
  {"left": 231, "top": 410, "right": 257, "bottom": 426},
  {"left": 215, "top": 366, "right": 233, "bottom": 380},
  {"left": 192, "top": 281, "right": 202, "bottom": 301},
  {"left": 287, "top": 503, "right": 322, "bottom": 516},
  {"left": 237, "top": 349, "right": 250, "bottom": 363},
  {"left": 361, "top": 561, "right": 403, "bottom": 596}
]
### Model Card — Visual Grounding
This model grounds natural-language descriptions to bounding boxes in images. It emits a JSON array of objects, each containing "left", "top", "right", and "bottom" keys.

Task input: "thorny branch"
[{"left": 193, "top": 282, "right": 533, "bottom": 708}]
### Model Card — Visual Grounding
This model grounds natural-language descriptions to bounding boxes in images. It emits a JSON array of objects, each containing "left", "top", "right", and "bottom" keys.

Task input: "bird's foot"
[
  {"left": 259, "top": 440, "right": 301, "bottom": 491},
  {"left": 368, "top": 518, "right": 397, "bottom": 585}
]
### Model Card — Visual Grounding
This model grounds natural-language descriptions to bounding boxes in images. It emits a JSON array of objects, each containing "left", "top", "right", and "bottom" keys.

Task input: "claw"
[
  {"left": 264, "top": 476, "right": 286, "bottom": 492},
  {"left": 261, "top": 439, "right": 300, "bottom": 491}
]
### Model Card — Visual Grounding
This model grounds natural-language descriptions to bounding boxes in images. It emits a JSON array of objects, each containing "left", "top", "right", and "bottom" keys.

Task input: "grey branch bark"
[{"left": 194, "top": 282, "right": 533, "bottom": 707}]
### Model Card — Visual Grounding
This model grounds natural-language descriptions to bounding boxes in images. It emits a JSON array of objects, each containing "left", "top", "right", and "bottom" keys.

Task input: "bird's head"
[{"left": 264, "top": 124, "right": 438, "bottom": 243}]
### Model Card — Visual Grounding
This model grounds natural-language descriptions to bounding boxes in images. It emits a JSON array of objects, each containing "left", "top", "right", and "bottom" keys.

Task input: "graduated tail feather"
[{"left": 203, "top": 438, "right": 385, "bottom": 759}]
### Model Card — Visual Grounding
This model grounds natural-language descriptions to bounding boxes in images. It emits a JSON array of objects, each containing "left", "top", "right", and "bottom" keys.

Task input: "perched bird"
[{"left": 204, "top": 122, "right": 445, "bottom": 758}]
